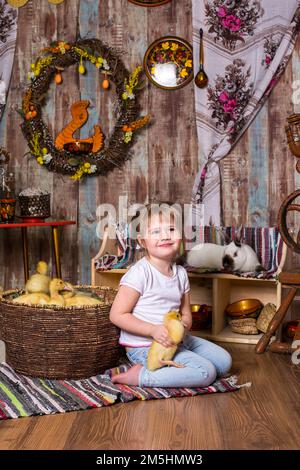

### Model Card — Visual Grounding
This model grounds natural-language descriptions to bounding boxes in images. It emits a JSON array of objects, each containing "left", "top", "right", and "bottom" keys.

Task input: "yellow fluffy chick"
[
  {"left": 25, "top": 261, "right": 51, "bottom": 294},
  {"left": 60, "top": 281, "right": 75, "bottom": 300},
  {"left": 47, "top": 278, "right": 72, "bottom": 307},
  {"left": 12, "top": 278, "right": 72, "bottom": 307},
  {"left": 12, "top": 292, "right": 50, "bottom": 306},
  {"left": 64, "top": 293, "right": 103, "bottom": 307},
  {"left": 147, "top": 310, "right": 185, "bottom": 371}
]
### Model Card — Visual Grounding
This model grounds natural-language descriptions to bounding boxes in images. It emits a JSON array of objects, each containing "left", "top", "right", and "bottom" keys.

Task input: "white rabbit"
[{"left": 186, "top": 227, "right": 264, "bottom": 273}]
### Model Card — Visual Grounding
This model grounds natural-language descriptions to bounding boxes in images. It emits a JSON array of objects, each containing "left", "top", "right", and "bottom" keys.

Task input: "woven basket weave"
[
  {"left": 18, "top": 194, "right": 50, "bottom": 218},
  {"left": 0, "top": 286, "right": 121, "bottom": 379}
]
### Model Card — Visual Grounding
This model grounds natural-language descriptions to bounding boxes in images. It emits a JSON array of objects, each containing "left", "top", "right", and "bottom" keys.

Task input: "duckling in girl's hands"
[
  {"left": 25, "top": 261, "right": 51, "bottom": 294},
  {"left": 147, "top": 310, "right": 185, "bottom": 371}
]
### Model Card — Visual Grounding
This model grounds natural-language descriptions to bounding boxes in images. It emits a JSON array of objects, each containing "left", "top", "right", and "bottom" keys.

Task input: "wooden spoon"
[{"left": 195, "top": 28, "right": 208, "bottom": 88}]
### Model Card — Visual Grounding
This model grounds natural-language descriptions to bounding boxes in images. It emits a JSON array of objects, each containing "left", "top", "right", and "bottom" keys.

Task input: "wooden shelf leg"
[
  {"left": 52, "top": 226, "right": 61, "bottom": 279},
  {"left": 21, "top": 227, "right": 29, "bottom": 283}
]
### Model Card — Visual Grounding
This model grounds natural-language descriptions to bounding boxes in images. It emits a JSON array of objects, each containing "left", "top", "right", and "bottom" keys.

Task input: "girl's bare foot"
[{"left": 111, "top": 364, "right": 143, "bottom": 386}]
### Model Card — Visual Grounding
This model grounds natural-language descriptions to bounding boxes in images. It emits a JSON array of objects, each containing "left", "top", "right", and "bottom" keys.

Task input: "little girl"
[{"left": 110, "top": 203, "right": 232, "bottom": 388}]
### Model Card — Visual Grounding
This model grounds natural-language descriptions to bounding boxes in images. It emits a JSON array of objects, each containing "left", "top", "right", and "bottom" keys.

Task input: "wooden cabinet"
[{"left": 91, "top": 267, "right": 281, "bottom": 345}]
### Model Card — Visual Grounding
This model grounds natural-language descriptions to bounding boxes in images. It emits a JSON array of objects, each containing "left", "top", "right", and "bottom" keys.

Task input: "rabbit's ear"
[
  {"left": 234, "top": 225, "right": 244, "bottom": 246},
  {"left": 219, "top": 227, "right": 231, "bottom": 245}
]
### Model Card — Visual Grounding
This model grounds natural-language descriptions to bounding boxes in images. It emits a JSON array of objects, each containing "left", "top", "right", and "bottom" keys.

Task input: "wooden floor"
[{"left": 0, "top": 343, "right": 299, "bottom": 450}]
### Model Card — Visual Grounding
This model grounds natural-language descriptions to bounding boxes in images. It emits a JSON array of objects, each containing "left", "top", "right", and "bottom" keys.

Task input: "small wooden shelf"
[
  {"left": 193, "top": 326, "right": 263, "bottom": 345},
  {"left": 91, "top": 266, "right": 282, "bottom": 345}
]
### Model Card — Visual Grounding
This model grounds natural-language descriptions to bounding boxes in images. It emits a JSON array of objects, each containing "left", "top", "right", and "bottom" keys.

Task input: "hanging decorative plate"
[
  {"left": 7, "top": 0, "right": 64, "bottom": 6},
  {"left": 128, "top": 0, "right": 171, "bottom": 7},
  {"left": 143, "top": 36, "right": 193, "bottom": 90}
]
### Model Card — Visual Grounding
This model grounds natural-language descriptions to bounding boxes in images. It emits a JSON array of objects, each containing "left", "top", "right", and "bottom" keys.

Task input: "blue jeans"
[{"left": 126, "top": 335, "right": 232, "bottom": 388}]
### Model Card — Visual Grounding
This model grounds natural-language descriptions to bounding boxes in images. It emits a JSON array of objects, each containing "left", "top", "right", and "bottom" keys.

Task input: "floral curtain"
[
  {"left": 0, "top": 0, "right": 18, "bottom": 122},
  {"left": 191, "top": 0, "right": 300, "bottom": 228}
]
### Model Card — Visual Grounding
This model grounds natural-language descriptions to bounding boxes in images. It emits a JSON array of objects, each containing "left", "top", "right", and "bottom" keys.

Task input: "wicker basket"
[
  {"left": 0, "top": 286, "right": 121, "bottom": 379},
  {"left": 18, "top": 193, "right": 50, "bottom": 219}
]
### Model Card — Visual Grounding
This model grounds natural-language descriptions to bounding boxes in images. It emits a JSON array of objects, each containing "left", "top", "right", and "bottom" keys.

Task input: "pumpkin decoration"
[
  {"left": 102, "top": 73, "right": 110, "bottom": 90},
  {"left": 55, "top": 73, "right": 62, "bottom": 85},
  {"left": 55, "top": 100, "right": 104, "bottom": 153}
]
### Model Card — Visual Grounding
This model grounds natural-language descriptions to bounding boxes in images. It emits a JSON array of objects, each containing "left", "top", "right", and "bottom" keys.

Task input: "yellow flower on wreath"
[
  {"left": 185, "top": 59, "right": 192, "bottom": 68},
  {"left": 171, "top": 43, "right": 179, "bottom": 51},
  {"left": 180, "top": 68, "right": 188, "bottom": 78},
  {"left": 162, "top": 42, "right": 170, "bottom": 50}
]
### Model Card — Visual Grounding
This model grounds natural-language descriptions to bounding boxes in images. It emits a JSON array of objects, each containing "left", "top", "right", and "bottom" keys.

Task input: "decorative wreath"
[{"left": 20, "top": 38, "right": 150, "bottom": 180}]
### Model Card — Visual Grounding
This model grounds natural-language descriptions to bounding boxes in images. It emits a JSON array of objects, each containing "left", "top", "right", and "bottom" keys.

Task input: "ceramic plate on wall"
[
  {"left": 128, "top": 0, "right": 171, "bottom": 6},
  {"left": 143, "top": 36, "right": 193, "bottom": 89}
]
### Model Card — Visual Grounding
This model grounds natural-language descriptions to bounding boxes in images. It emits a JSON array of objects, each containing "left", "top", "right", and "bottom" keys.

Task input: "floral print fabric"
[
  {"left": 191, "top": 0, "right": 300, "bottom": 227},
  {"left": 205, "top": 0, "right": 264, "bottom": 51}
]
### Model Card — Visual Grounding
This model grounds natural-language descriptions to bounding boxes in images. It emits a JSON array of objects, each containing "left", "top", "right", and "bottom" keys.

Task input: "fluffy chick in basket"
[
  {"left": 25, "top": 261, "right": 50, "bottom": 294},
  {"left": 147, "top": 311, "right": 185, "bottom": 371},
  {"left": 64, "top": 292, "right": 104, "bottom": 307},
  {"left": 12, "top": 278, "right": 72, "bottom": 306},
  {"left": 59, "top": 282, "right": 104, "bottom": 307}
]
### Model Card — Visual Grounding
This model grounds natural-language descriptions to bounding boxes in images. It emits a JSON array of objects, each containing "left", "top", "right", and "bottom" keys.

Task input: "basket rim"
[{"left": 0, "top": 285, "right": 117, "bottom": 311}]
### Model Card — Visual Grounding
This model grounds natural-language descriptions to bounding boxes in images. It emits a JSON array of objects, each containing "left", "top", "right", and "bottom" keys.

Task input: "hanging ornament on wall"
[
  {"left": 128, "top": 0, "right": 171, "bottom": 6},
  {"left": 7, "top": 0, "right": 64, "bottom": 8},
  {"left": 102, "top": 73, "right": 110, "bottom": 90},
  {"left": 6, "top": 0, "right": 28, "bottom": 6},
  {"left": 20, "top": 38, "right": 150, "bottom": 181},
  {"left": 194, "top": 29, "right": 208, "bottom": 88}
]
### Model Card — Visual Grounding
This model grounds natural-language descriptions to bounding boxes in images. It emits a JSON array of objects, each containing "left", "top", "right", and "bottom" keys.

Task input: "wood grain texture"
[
  {"left": 1, "top": 0, "right": 300, "bottom": 289},
  {"left": 0, "top": 343, "right": 299, "bottom": 450}
]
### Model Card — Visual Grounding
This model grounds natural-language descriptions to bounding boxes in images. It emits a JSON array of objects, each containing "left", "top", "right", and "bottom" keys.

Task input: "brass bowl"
[
  {"left": 225, "top": 299, "right": 263, "bottom": 318},
  {"left": 63, "top": 141, "right": 93, "bottom": 154},
  {"left": 191, "top": 304, "right": 201, "bottom": 313}
]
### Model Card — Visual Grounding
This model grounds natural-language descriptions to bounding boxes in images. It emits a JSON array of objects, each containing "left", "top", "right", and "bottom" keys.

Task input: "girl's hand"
[
  {"left": 182, "top": 317, "right": 192, "bottom": 331},
  {"left": 151, "top": 324, "right": 175, "bottom": 348}
]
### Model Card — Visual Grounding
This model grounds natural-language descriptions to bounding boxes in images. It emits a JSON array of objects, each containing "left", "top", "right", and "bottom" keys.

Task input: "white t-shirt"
[{"left": 119, "top": 257, "right": 190, "bottom": 347}]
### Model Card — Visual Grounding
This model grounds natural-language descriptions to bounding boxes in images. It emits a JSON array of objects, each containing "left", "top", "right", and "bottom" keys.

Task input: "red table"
[{"left": 0, "top": 220, "right": 76, "bottom": 282}]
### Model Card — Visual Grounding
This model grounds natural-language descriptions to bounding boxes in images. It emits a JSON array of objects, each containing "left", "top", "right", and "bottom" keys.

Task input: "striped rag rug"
[{"left": 0, "top": 363, "right": 249, "bottom": 420}]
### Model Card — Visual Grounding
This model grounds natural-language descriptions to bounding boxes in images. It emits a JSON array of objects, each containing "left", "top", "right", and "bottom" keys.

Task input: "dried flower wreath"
[{"left": 20, "top": 38, "right": 150, "bottom": 180}]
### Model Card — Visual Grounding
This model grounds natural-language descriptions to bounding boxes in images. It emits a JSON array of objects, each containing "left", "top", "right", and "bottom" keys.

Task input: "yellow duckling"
[
  {"left": 25, "top": 261, "right": 51, "bottom": 294},
  {"left": 64, "top": 291, "right": 103, "bottom": 307},
  {"left": 47, "top": 278, "right": 72, "bottom": 307},
  {"left": 147, "top": 310, "right": 185, "bottom": 371},
  {"left": 12, "top": 291, "right": 50, "bottom": 306},
  {"left": 12, "top": 278, "right": 72, "bottom": 307},
  {"left": 60, "top": 281, "right": 75, "bottom": 300}
]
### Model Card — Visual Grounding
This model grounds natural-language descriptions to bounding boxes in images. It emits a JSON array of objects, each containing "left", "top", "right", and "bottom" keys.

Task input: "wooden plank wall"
[{"left": 0, "top": 0, "right": 299, "bottom": 289}]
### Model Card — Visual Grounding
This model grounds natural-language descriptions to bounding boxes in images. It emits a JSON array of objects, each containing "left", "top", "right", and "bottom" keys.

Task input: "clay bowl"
[
  {"left": 225, "top": 299, "right": 263, "bottom": 318},
  {"left": 63, "top": 141, "right": 93, "bottom": 154}
]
